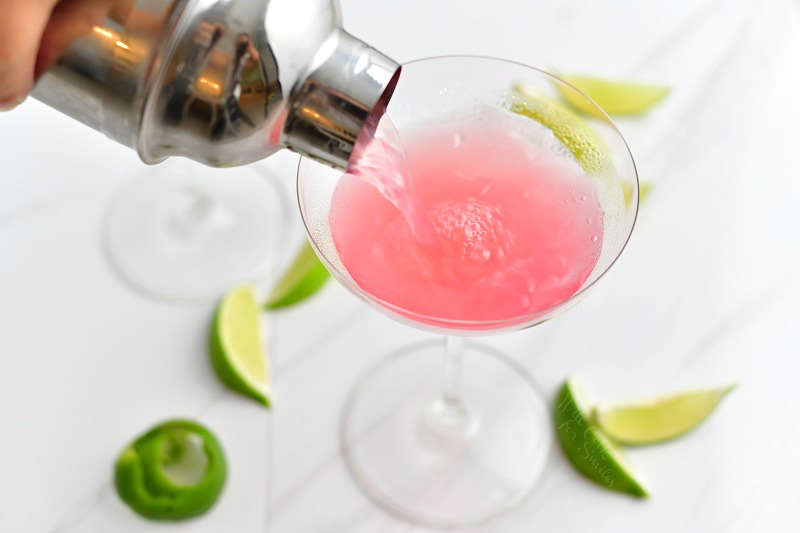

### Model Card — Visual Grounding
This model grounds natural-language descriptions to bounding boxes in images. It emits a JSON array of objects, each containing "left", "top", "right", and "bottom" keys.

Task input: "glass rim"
[{"left": 296, "top": 54, "right": 639, "bottom": 330}]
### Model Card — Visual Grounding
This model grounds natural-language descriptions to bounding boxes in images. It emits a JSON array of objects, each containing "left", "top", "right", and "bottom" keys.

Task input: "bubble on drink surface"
[{"left": 432, "top": 198, "right": 515, "bottom": 267}]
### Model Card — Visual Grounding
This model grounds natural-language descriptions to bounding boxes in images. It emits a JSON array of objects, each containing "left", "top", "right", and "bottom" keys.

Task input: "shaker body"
[
  {"left": 32, "top": 0, "right": 187, "bottom": 150},
  {"left": 32, "top": 0, "right": 399, "bottom": 169}
]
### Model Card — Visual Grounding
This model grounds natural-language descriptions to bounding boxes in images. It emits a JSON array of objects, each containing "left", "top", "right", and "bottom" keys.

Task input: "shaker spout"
[{"left": 282, "top": 29, "right": 401, "bottom": 170}]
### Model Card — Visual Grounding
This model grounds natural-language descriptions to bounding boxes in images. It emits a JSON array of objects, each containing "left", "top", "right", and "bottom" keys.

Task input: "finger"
[
  {"left": 0, "top": 0, "right": 58, "bottom": 109},
  {"left": 35, "top": 0, "right": 117, "bottom": 78}
]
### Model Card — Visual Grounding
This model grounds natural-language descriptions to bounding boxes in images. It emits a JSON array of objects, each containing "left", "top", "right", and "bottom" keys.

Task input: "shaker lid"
[{"left": 282, "top": 29, "right": 401, "bottom": 170}]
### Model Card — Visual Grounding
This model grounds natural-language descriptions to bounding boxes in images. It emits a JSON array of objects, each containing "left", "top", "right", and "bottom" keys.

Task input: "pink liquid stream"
[{"left": 330, "top": 110, "right": 604, "bottom": 325}]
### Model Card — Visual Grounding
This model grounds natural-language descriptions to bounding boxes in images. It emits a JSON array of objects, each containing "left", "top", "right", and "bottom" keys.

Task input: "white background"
[{"left": 1, "top": 0, "right": 799, "bottom": 531}]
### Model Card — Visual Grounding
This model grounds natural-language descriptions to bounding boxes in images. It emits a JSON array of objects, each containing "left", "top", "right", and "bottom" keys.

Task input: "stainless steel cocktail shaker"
[{"left": 32, "top": 0, "right": 400, "bottom": 169}]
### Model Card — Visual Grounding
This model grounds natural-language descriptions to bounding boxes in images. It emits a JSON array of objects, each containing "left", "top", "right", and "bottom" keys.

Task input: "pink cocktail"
[
  {"left": 330, "top": 110, "right": 604, "bottom": 326},
  {"left": 297, "top": 56, "right": 638, "bottom": 527}
]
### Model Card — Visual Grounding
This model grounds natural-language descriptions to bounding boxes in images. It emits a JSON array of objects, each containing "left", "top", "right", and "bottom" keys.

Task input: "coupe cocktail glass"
[
  {"left": 104, "top": 162, "right": 291, "bottom": 302},
  {"left": 297, "top": 56, "right": 638, "bottom": 527}
]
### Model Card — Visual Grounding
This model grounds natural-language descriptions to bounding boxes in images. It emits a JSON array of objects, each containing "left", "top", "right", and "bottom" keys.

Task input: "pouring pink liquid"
[{"left": 329, "top": 110, "right": 604, "bottom": 324}]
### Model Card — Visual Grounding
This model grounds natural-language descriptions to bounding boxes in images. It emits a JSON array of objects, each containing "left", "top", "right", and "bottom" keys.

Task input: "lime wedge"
[
  {"left": 209, "top": 285, "right": 270, "bottom": 406},
  {"left": 622, "top": 181, "right": 653, "bottom": 206},
  {"left": 510, "top": 83, "right": 625, "bottom": 221},
  {"left": 511, "top": 83, "right": 610, "bottom": 174},
  {"left": 114, "top": 419, "right": 227, "bottom": 520},
  {"left": 557, "top": 75, "right": 669, "bottom": 118},
  {"left": 265, "top": 241, "right": 330, "bottom": 309},
  {"left": 555, "top": 379, "right": 648, "bottom": 498},
  {"left": 594, "top": 384, "right": 736, "bottom": 446}
]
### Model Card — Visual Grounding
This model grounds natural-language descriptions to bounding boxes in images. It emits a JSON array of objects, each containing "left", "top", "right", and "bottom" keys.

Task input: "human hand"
[{"left": 0, "top": 0, "right": 130, "bottom": 110}]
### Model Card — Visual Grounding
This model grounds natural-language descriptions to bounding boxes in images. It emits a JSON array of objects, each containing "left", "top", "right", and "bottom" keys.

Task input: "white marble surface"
[{"left": 2, "top": 0, "right": 799, "bottom": 531}]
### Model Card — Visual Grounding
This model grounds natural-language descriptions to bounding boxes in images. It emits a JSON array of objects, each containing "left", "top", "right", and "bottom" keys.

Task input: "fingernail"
[{"left": 0, "top": 96, "right": 26, "bottom": 111}]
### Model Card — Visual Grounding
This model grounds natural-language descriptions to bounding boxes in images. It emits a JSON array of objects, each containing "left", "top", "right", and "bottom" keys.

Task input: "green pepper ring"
[{"left": 114, "top": 419, "right": 227, "bottom": 520}]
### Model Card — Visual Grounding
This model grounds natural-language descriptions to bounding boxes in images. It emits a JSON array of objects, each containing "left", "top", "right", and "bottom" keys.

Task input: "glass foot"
[
  {"left": 104, "top": 160, "right": 291, "bottom": 303},
  {"left": 341, "top": 340, "right": 551, "bottom": 528}
]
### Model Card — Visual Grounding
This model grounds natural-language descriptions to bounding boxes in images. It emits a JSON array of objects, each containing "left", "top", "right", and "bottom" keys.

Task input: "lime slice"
[
  {"left": 511, "top": 83, "right": 611, "bottom": 174},
  {"left": 265, "top": 241, "right": 330, "bottom": 309},
  {"left": 594, "top": 384, "right": 736, "bottom": 446},
  {"left": 557, "top": 75, "right": 669, "bottom": 118},
  {"left": 209, "top": 285, "right": 270, "bottom": 406},
  {"left": 555, "top": 379, "right": 648, "bottom": 498},
  {"left": 114, "top": 419, "right": 227, "bottom": 520}
]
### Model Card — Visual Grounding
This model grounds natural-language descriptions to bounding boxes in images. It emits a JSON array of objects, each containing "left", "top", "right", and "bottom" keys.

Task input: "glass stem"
[
  {"left": 420, "top": 335, "right": 476, "bottom": 440},
  {"left": 166, "top": 185, "right": 231, "bottom": 242},
  {"left": 442, "top": 335, "right": 465, "bottom": 406}
]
